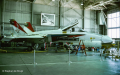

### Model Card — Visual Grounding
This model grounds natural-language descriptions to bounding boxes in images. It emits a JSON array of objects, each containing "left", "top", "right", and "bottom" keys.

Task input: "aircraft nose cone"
[{"left": 102, "top": 36, "right": 112, "bottom": 43}]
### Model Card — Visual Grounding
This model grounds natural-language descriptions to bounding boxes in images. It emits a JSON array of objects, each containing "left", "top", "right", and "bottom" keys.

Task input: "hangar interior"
[
  {"left": 0, "top": 0, "right": 120, "bottom": 75},
  {"left": 0, "top": 0, "right": 106, "bottom": 35}
]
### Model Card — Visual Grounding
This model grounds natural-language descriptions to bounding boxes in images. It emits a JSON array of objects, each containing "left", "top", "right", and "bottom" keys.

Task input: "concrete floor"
[{"left": 0, "top": 51, "right": 120, "bottom": 75}]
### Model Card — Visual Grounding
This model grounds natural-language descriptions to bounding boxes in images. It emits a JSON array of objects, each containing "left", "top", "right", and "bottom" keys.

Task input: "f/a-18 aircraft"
[
  {"left": 2, "top": 19, "right": 80, "bottom": 43},
  {"left": 1, "top": 19, "right": 113, "bottom": 51}
]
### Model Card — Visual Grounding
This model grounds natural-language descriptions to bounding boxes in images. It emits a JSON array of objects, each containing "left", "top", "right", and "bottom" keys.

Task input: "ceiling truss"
[{"left": 6, "top": 0, "right": 120, "bottom": 10}]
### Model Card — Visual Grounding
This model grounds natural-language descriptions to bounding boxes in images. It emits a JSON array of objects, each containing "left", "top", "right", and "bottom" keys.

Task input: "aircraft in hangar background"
[{"left": 1, "top": 19, "right": 114, "bottom": 51}]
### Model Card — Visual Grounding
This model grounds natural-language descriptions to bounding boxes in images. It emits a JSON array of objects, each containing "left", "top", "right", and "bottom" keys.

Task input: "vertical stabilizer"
[
  {"left": 24, "top": 22, "right": 35, "bottom": 32},
  {"left": 22, "top": 22, "right": 35, "bottom": 35},
  {"left": 10, "top": 19, "right": 26, "bottom": 33}
]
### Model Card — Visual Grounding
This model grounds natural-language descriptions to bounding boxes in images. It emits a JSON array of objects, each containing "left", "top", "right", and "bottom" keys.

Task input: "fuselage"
[
  {"left": 29, "top": 30, "right": 113, "bottom": 48},
  {"left": 1, "top": 26, "right": 113, "bottom": 49},
  {"left": 4, "top": 19, "right": 113, "bottom": 49}
]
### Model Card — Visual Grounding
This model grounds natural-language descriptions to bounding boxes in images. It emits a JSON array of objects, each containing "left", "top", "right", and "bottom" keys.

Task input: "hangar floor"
[{"left": 0, "top": 51, "right": 120, "bottom": 75}]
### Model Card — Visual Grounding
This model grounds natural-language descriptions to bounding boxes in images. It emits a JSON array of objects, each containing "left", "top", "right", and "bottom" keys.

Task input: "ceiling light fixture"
[{"left": 81, "top": 2, "right": 83, "bottom": 5}]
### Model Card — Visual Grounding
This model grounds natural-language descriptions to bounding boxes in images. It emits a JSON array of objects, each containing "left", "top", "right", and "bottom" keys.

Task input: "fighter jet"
[
  {"left": 1, "top": 19, "right": 113, "bottom": 51},
  {"left": 1, "top": 19, "right": 81, "bottom": 44}
]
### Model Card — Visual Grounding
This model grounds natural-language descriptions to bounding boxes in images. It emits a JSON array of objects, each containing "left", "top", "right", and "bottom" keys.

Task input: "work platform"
[{"left": 0, "top": 51, "right": 120, "bottom": 75}]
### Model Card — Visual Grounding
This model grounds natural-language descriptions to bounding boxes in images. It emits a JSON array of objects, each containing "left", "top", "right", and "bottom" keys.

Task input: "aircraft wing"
[
  {"left": 1, "top": 32, "right": 86, "bottom": 43},
  {"left": 1, "top": 35, "right": 46, "bottom": 43},
  {"left": 62, "top": 19, "right": 79, "bottom": 31}
]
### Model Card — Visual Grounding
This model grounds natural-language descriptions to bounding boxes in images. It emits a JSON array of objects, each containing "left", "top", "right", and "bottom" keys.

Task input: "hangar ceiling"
[
  {"left": 7, "top": 0, "right": 120, "bottom": 10},
  {"left": 84, "top": 0, "right": 120, "bottom": 10}
]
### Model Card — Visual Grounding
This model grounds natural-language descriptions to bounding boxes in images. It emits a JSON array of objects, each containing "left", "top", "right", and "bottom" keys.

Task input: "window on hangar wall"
[{"left": 107, "top": 12, "right": 120, "bottom": 38}]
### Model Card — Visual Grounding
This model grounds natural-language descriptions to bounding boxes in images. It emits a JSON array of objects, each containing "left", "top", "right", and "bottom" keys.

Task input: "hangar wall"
[
  {"left": 60, "top": 1, "right": 98, "bottom": 33},
  {"left": 33, "top": 2, "right": 59, "bottom": 31},
  {"left": 84, "top": 10, "right": 98, "bottom": 33},
  {"left": 0, "top": 0, "right": 2, "bottom": 36},
  {"left": 2, "top": 0, "right": 31, "bottom": 35},
  {"left": 60, "top": 2, "right": 82, "bottom": 32},
  {"left": 1, "top": 0, "right": 99, "bottom": 36}
]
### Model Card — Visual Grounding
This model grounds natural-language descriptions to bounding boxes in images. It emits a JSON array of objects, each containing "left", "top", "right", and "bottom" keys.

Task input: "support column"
[
  {"left": 58, "top": 0, "right": 61, "bottom": 28},
  {"left": 0, "top": 0, "right": 2, "bottom": 36},
  {"left": 2, "top": 0, "right": 5, "bottom": 36},
  {"left": 31, "top": 1, "right": 34, "bottom": 26},
  {"left": 31, "top": 0, "right": 36, "bottom": 26},
  {"left": 82, "top": 1, "right": 84, "bottom": 29}
]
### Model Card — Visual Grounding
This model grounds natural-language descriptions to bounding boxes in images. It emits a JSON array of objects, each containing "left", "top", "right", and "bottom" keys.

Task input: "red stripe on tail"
[
  {"left": 25, "top": 22, "right": 35, "bottom": 32},
  {"left": 10, "top": 19, "right": 26, "bottom": 33}
]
